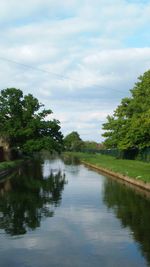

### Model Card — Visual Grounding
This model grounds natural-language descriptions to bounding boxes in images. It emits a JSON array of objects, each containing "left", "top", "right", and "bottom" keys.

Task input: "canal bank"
[
  {"left": 0, "top": 160, "right": 24, "bottom": 179},
  {"left": 82, "top": 161, "right": 150, "bottom": 192},
  {"left": 64, "top": 152, "right": 150, "bottom": 191}
]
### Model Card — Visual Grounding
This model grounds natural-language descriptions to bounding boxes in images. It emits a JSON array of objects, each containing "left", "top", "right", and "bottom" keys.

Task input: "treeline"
[
  {"left": 1, "top": 69, "right": 150, "bottom": 161},
  {"left": 63, "top": 131, "right": 103, "bottom": 152},
  {"left": 102, "top": 70, "right": 150, "bottom": 159}
]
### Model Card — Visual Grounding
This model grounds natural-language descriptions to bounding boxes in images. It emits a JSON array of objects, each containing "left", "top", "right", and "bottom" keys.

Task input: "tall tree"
[
  {"left": 102, "top": 70, "right": 150, "bottom": 150},
  {"left": 64, "top": 131, "right": 83, "bottom": 151},
  {"left": 0, "top": 88, "right": 63, "bottom": 153}
]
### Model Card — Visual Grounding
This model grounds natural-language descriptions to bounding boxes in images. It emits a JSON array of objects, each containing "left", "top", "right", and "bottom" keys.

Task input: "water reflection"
[
  {"left": 103, "top": 179, "right": 150, "bottom": 266},
  {"left": 62, "top": 154, "right": 80, "bottom": 165},
  {"left": 1, "top": 157, "right": 150, "bottom": 267},
  {"left": 0, "top": 159, "right": 67, "bottom": 236}
]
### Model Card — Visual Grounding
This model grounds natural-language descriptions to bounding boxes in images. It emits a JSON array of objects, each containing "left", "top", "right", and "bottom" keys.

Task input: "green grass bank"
[
  {"left": 0, "top": 160, "right": 23, "bottom": 178},
  {"left": 64, "top": 152, "right": 150, "bottom": 183}
]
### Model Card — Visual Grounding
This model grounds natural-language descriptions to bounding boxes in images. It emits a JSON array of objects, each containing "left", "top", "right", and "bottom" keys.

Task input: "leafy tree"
[
  {"left": 64, "top": 131, "right": 83, "bottom": 151},
  {"left": 0, "top": 88, "right": 63, "bottom": 153},
  {"left": 83, "top": 141, "right": 104, "bottom": 151},
  {"left": 102, "top": 70, "right": 150, "bottom": 150}
]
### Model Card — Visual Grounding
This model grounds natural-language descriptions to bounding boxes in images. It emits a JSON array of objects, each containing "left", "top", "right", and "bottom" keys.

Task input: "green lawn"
[{"left": 64, "top": 152, "right": 150, "bottom": 183}]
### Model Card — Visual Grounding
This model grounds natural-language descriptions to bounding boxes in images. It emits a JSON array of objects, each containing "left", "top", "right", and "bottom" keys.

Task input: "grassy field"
[{"left": 64, "top": 152, "right": 150, "bottom": 183}]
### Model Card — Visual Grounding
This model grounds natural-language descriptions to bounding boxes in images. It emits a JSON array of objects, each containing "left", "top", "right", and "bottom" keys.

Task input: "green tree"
[
  {"left": 0, "top": 88, "right": 63, "bottom": 153},
  {"left": 64, "top": 131, "right": 83, "bottom": 151},
  {"left": 83, "top": 141, "right": 104, "bottom": 151},
  {"left": 102, "top": 70, "right": 150, "bottom": 151}
]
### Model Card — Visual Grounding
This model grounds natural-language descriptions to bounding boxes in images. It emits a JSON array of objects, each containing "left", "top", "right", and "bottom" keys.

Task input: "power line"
[
  {"left": 0, "top": 56, "right": 80, "bottom": 82},
  {"left": 0, "top": 56, "right": 126, "bottom": 94}
]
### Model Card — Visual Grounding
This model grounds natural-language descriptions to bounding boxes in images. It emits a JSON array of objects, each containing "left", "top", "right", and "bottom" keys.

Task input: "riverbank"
[
  {"left": 0, "top": 160, "right": 23, "bottom": 178},
  {"left": 64, "top": 152, "right": 150, "bottom": 189}
]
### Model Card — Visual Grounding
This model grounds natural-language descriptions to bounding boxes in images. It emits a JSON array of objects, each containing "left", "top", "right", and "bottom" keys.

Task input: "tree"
[
  {"left": 0, "top": 88, "right": 63, "bottom": 154},
  {"left": 83, "top": 141, "right": 104, "bottom": 151},
  {"left": 64, "top": 131, "right": 83, "bottom": 151},
  {"left": 102, "top": 70, "right": 150, "bottom": 150}
]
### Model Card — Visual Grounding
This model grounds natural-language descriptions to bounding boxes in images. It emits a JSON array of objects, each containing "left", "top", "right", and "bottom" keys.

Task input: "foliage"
[
  {"left": 64, "top": 131, "right": 84, "bottom": 151},
  {"left": 102, "top": 70, "right": 150, "bottom": 150},
  {"left": 0, "top": 88, "right": 63, "bottom": 153},
  {"left": 0, "top": 160, "right": 23, "bottom": 171},
  {"left": 83, "top": 141, "right": 104, "bottom": 151}
]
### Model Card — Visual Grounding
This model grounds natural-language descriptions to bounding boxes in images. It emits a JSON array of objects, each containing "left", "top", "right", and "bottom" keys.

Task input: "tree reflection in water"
[
  {"left": 103, "top": 179, "right": 150, "bottom": 265},
  {"left": 0, "top": 159, "right": 67, "bottom": 236},
  {"left": 62, "top": 154, "right": 80, "bottom": 166}
]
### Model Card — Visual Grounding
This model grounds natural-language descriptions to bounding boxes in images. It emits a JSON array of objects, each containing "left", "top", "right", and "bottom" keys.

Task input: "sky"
[{"left": 0, "top": 0, "right": 150, "bottom": 142}]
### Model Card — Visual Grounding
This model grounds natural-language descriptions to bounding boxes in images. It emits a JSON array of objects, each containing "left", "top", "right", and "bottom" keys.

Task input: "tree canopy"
[
  {"left": 0, "top": 88, "right": 63, "bottom": 153},
  {"left": 102, "top": 70, "right": 150, "bottom": 150},
  {"left": 64, "top": 131, "right": 83, "bottom": 151}
]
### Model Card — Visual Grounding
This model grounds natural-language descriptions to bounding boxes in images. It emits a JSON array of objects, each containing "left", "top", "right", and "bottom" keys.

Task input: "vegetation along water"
[{"left": 65, "top": 152, "right": 150, "bottom": 183}]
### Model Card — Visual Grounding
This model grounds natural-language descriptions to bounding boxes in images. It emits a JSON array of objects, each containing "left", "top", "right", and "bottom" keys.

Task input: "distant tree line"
[{"left": 63, "top": 131, "right": 103, "bottom": 152}]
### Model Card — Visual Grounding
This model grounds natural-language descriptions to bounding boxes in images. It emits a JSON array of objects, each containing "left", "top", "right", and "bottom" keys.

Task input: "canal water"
[{"left": 0, "top": 157, "right": 150, "bottom": 267}]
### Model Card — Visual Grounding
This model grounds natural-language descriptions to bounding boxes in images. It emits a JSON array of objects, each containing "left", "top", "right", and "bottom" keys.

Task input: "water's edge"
[{"left": 82, "top": 160, "right": 150, "bottom": 192}]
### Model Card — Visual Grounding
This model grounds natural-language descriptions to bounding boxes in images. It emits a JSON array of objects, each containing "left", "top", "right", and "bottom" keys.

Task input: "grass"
[
  {"left": 64, "top": 152, "right": 150, "bottom": 183},
  {"left": 0, "top": 160, "right": 23, "bottom": 172}
]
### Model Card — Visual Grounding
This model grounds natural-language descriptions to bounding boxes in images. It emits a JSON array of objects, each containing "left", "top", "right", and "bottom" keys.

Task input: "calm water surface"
[{"left": 0, "top": 157, "right": 150, "bottom": 267}]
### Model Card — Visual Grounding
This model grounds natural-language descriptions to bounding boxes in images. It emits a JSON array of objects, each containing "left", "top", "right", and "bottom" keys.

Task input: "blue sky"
[{"left": 0, "top": 0, "right": 150, "bottom": 141}]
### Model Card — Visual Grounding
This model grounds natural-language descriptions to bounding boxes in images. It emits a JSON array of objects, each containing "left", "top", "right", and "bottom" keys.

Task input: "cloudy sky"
[{"left": 0, "top": 0, "right": 150, "bottom": 141}]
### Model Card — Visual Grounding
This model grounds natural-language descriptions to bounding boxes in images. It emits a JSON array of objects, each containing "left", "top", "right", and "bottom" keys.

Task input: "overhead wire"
[
  {"left": 0, "top": 56, "right": 80, "bottom": 82},
  {"left": 0, "top": 56, "right": 126, "bottom": 95}
]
